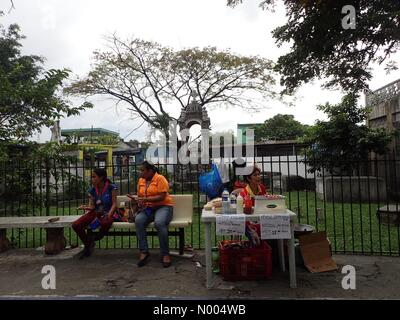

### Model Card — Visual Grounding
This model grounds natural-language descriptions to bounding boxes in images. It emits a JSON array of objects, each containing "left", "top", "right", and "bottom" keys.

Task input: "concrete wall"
[
  {"left": 316, "top": 176, "right": 387, "bottom": 202},
  {"left": 271, "top": 175, "right": 316, "bottom": 193}
]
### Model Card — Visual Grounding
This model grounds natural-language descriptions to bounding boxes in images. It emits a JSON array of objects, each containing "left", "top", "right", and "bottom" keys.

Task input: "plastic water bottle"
[
  {"left": 221, "top": 188, "right": 230, "bottom": 214},
  {"left": 236, "top": 194, "right": 244, "bottom": 214},
  {"left": 230, "top": 193, "right": 237, "bottom": 214}
]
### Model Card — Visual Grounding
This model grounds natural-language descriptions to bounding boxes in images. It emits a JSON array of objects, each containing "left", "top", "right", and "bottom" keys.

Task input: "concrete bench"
[
  {"left": 0, "top": 194, "right": 193, "bottom": 255},
  {"left": 91, "top": 194, "right": 193, "bottom": 255},
  {"left": 0, "top": 215, "right": 80, "bottom": 254}
]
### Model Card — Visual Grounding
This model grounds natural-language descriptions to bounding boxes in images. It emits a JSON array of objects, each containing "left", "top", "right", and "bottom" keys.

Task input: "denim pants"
[{"left": 135, "top": 205, "right": 173, "bottom": 256}]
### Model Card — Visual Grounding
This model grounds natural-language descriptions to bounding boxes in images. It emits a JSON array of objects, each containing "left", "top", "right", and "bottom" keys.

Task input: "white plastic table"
[{"left": 201, "top": 209, "right": 297, "bottom": 289}]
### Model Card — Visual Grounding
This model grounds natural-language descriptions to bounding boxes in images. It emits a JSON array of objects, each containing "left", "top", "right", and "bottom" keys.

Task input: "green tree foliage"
[
  {"left": 254, "top": 114, "right": 309, "bottom": 141},
  {"left": 0, "top": 141, "right": 81, "bottom": 202},
  {"left": 227, "top": 0, "right": 400, "bottom": 93},
  {"left": 302, "top": 94, "right": 394, "bottom": 174},
  {"left": 66, "top": 35, "right": 279, "bottom": 138},
  {"left": 0, "top": 24, "right": 92, "bottom": 142}
]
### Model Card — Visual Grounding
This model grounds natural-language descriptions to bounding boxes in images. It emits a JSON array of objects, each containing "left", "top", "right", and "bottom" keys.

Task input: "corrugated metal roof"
[{"left": 61, "top": 128, "right": 119, "bottom": 137}]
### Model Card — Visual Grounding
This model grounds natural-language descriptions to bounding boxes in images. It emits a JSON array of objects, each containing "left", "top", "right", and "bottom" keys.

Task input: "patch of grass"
[{"left": 285, "top": 191, "right": 400, "bottom": 255}]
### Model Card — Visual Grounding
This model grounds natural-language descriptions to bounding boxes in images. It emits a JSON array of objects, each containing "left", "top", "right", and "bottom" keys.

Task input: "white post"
[{"left": 204, "top": 222, "right": 213, "bottom": 289}]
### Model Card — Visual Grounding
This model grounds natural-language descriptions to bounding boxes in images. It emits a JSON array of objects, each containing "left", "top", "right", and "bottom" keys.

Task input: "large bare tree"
[{"left": 66, "top": 34, "right": 279, "bottom": 139}]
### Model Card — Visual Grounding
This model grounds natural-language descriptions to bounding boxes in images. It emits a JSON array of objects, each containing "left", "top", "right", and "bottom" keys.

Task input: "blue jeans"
[{"left": 135, "top": 205, "right": 173, "bottom": 257}]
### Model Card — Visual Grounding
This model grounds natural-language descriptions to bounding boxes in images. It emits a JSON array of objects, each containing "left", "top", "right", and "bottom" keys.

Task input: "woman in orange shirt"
[{"left": 130, "top": 161, "right": 174, "bottom": 268}]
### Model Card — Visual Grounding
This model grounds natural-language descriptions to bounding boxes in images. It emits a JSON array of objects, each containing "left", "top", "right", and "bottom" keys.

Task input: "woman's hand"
[
  {"left": 127, "top": 194, "right": 138, "bottom": 201},
  {"left": 139, "top": 193, "right": 166, "bottom": 204},
  {"left": 78, "top": 204, "right": 93, "bottom": 211},
  {"left": 136, "top": 197, "right": 146, "bottom": 208}
]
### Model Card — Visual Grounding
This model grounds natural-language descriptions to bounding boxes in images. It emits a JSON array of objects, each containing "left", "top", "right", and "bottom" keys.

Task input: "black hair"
[
  {"left": 141, "top": 160, "right": 159, "bottom": 173},
  {"left": 92, "top": 168, "right": 108, "bottom": 182}
]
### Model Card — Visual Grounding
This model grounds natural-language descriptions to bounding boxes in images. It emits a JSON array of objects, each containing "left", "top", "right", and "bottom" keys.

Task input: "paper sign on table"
[
  {"left": 216, "top": 214, "right": 246, "bottom": 235},
  {"left": 260, "top": 214, "right": 291, "bottom": 239}
]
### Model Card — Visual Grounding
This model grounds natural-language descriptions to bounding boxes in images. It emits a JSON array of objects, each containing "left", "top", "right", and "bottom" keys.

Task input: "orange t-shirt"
[
  {"left": 137, "top": 172, "right": 173, "bottom": 207},
  {"left": 239, "top": 183, "right": 267, "bottom": 206}
]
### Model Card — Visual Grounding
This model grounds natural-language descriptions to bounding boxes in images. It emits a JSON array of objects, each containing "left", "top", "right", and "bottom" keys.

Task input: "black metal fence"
[{"left": 1, "top": 152, "right": 400, "bottom": 256}]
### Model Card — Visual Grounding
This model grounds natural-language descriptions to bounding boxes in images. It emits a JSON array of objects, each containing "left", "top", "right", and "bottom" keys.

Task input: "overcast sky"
[{"left": 2, "top": 0, "right": 399, "bottom": 143}]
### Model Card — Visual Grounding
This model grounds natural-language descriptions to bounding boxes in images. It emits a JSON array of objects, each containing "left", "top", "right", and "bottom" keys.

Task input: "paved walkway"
[{"left": 0, "top": 248, "right": 399, "bottom": 299}]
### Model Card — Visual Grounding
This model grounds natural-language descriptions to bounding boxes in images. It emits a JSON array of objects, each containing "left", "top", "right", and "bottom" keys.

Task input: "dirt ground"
[{"left": 0, "top": 247, "right": 399, "bottom": 299}]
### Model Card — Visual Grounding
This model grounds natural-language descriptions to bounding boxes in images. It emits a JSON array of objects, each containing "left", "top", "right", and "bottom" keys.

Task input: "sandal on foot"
[
  {"left": 137, "top": 253, "right": 150, "bottom": 267},
  {"left": 162, "top": 256, "right": 172, "bottom": 268}
]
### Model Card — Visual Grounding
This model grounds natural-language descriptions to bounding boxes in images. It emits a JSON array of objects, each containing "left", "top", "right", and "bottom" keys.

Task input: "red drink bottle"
[{"left": 244, "top": 196, "right": 252, "bottom": 215}]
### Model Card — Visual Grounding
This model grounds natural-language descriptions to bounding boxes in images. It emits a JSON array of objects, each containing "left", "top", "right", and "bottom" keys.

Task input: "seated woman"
[
  {"left": 239, "top": 165, "right": 268, "bottom": 246},
  {"left": 129, "top": 161, "right": 174, "bottom": 268},
  {"left": 239, "top": 165, "right": 267, "bottom": 204},
  {"left": 239, "top": 166, "right": 279, "bottom": 264},
  {"left": 72, "top": 168, "right": 118, "bottom": 259}
]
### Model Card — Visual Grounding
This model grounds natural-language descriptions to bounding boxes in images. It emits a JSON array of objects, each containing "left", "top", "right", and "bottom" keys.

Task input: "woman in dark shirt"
[{"left": 72, "top": 168, "right": 118, "bottom": 259}]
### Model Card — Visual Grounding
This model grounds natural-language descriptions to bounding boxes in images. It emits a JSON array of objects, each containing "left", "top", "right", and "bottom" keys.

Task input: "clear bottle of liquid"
[
  {"left": 230, "top": 193, "right": 237, "bottom": 214},
  {"left": 236, "top": 194, "right": 244, "bottom": 214},
  {"left": 221, "top": 188, "right": 230, "bottom": 214}
]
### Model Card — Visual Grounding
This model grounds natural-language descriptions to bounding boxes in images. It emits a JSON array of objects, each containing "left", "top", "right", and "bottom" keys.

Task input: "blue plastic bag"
[
  {"left": 89, "top": 217, "right": 101, "bottom": 231},
  {"left": 199, "top": 164, "right": 224, "bottom": 200}
]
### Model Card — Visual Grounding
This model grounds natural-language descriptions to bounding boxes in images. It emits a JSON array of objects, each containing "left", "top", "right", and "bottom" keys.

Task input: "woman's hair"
[
  {"left": 92, "top": 168, "right": 108, "bottom": 182},
  {"left": 243, "top": 165, "right": 261, "bottom": 184},
  {"left": 141, "top": 160, "right": 159, "bottom": 173}
]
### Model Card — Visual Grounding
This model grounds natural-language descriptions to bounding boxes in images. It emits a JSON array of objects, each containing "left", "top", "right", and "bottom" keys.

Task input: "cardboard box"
[{"left": 298, "top": 231, "right": 337, "bottom": 273}]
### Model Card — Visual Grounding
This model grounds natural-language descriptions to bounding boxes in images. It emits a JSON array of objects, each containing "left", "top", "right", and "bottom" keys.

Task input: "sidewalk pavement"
[{"left": 0, "top": 248, "right": 399, "bottom": 299}]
